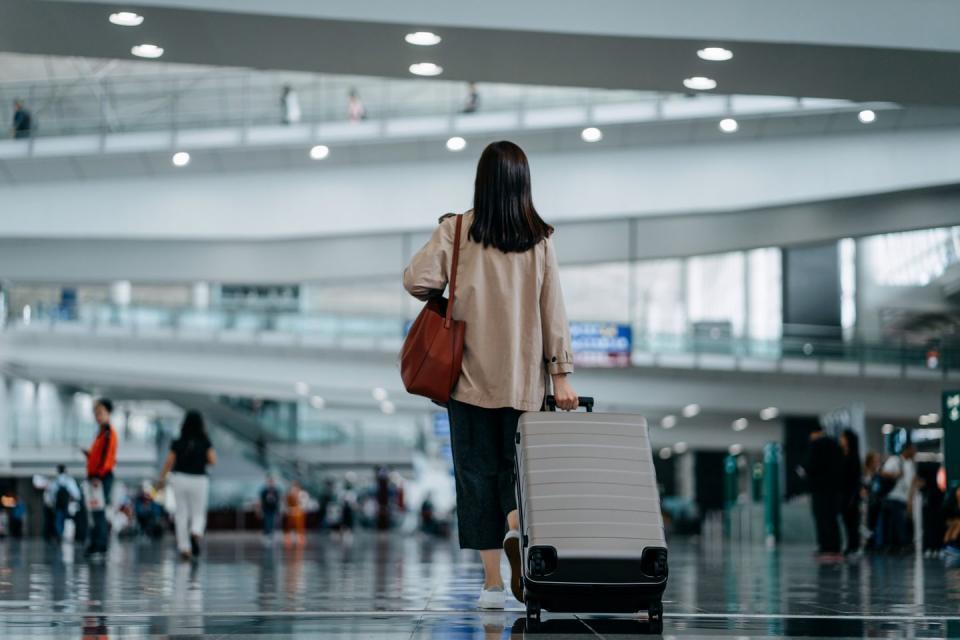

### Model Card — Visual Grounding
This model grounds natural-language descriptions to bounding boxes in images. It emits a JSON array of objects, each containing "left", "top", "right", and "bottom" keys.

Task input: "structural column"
[{"left": 0, "top": 377, "right": 10, "bottom": 470}]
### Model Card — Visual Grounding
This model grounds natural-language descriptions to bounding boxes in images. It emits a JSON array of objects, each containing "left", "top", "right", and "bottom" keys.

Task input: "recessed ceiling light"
[
  {"left": 659, "top": 447, "right": 673, "bottom": 460},
  {"left": 309, "top": 395, "right": 326, "bottom": 410},
  {"left": 409, "top": 62, "right": 443, "bottom": 76},
  {"left": 446, "top": 136, "right": 466, "bottom": 152},
  {"left": 683, "top": 76, "right": 717, "bottom": 91},
  {"left": 581, "top": 127, "right": 603, "bottom": 143},
  {"left": 372, "top": 387, "right": 388, "bottom": 402},
  {"left": 682, "top": 404, "right": 700, "bottom": 418},
  {"left": 294, "top": 381, "right": 309, "bottom": 396},
  {"left": 109, "top": 12, "right": 144, "bottom": 26},
  {"left": 732, "top": 418, "right": 749, "bottom": 432},
  {"left": 719, "top": 118, "right": 739, "bottom": 133},
  {"left": 309, "top": 144, "right": 330, "bottom": 160},
  {"left": 131, "top": 43, "right": 164, "bottom": 59},
  {"left": 697, "top": 47, "right": 733, "bottom": 62},
  {"left": 759, "top": 407, "right": 779, "bottom": 421},
  {"left": 380, "top": 400, "right": 396, "bottom": 415},
  {"left": 858, "top": 109, "right": 876, "bottom": 124},
  {"left": 673, "top": 442, "right": 688, "bottom": 454},
  {"left": 660, "top": 415, "right": 677, "bottom": 429},
  {"left": 405, "top": 31, "right": 442, "bottom": 46},
  {"left": 729, "top": 443, "right": 743, "bottom": 456},
  {"left": 171, "top": 151, "right": 190, "bottom": 167}
]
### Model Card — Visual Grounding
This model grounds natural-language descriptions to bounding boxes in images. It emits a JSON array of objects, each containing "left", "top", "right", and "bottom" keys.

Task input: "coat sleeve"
[
  {"left": 403, "top": 218, "right": 454, "bottom": 301},
  {"left": 540, "top": 237, "right": 574, "bottom": 375}
]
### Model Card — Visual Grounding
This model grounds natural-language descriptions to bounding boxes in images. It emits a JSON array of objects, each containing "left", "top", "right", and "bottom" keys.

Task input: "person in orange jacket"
[{"left": 83, "top": 398, "right": 118, "bottom": 557}]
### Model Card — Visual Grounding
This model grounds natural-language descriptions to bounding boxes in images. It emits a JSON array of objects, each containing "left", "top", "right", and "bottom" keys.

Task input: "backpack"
[
  {"left": 872, "top": 456, "right": 899, "bottom": 499},
  {"left": 55, "top": 483, "right": 71, "bottom": 510}
]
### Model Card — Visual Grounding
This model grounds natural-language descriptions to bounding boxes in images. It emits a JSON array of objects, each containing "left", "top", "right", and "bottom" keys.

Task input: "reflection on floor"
[{"left": 0, "top": 533, "right": 958, "bottom": 638}]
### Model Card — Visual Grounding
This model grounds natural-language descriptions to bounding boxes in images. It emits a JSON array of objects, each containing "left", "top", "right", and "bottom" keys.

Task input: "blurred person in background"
[
  {"left": 375, "top": 466, "right": 391, "bottom": 531},
  {"left": 839, "top": 430, "right": 863, "bottom": 555},
  {"left": 863, "top": 451, "right": 883, "bottom": 550},
  {"left": 284, "top": 480, "right": 307, "bottom": 547},
  {"left": 259, "top": 475, "right": 281, "bottom": 541},
  {"left": 802, "top": 425, "right": 843, "bottom": 558},
  {"left": 158, "top": 410, "right": 216, "bottom": 561},
  {"left": 403, "top": 140, "right": 578, "bottom": 609},
  {"left": 347, "top": 88, "right": 366, "bottom": 122},
  {"left": 943, "top": 485, "right": 960, "bottom": 563},
  {"left": 11, "top": 99, "right": 32, "bottom": 138},
  {"left": 462, "top": 82, "right": 480, "bottom": 113},
  {"left": 51, "top": 465, "right": 81, "bottom": 542},
  {"left": 83, "top": 398, "right": 118, "bottom": 557},
  {"left": 281, "top": 85, "right": 301, "bottom": 125},
  {"left": 879, "top": 442, "right": 919, "bottom": 553}
]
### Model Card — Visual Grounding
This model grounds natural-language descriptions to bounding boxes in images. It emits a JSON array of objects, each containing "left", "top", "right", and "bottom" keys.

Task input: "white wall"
[{"left": 3, "top": 128, "right": 960, "bottom": 239}]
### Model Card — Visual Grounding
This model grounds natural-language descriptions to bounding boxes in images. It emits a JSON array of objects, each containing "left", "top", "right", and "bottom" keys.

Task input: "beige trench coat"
[{"left": 403, "top": 211, "right": 574, "bottom": 411}]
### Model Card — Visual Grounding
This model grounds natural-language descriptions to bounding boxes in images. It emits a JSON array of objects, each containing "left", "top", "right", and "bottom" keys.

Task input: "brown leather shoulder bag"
[{"left": 400, "top": 214, "right": 466, "bottom": 404}]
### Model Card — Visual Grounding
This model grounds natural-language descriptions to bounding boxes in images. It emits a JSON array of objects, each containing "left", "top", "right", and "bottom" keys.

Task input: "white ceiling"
[{"left": 4, "top": 0, "right": 960, "bottom": 105}]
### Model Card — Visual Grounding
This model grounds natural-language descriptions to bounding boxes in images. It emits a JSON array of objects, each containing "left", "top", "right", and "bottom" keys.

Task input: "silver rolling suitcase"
[{"left": 514, "top": 396, "right": 668, "bottom": 632}]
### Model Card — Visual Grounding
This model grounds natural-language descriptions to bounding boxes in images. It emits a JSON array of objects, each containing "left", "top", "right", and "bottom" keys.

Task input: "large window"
[
  {"left": 864, "top": 227, "right": 960, "bottom": 286},
  {"left": 748, "top": 248, "right": 783, "bottom": 340},
  {"left": 633, "top": 259, "right": 685, "bottom": 336},
  {"left": 558, "top": 262, "right": 631, "bottom": 323},
  {"left": 687, "top": 252, "right": 746, "bottom": 337}
]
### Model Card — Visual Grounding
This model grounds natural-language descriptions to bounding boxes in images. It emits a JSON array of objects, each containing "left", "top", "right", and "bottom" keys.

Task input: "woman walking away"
[
  {"left": 403, "top": 140, "right": 578, "bottom": 609},
  {"left": 158, "top": 410, "right": 216, "bottom": 561},
  {"left": 839, "top": 429, "right": 863, "bottom": 555}
]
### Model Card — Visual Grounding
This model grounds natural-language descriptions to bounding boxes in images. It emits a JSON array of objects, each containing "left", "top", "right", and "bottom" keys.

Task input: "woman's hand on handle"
[{"left": 551, "top": 374, "right": 578, "bottom": 411}]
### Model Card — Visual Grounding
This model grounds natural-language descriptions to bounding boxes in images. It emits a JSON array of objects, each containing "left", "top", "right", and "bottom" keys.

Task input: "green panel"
[{"left": 943, "top": 391, "right": 960, "bottom": 489}]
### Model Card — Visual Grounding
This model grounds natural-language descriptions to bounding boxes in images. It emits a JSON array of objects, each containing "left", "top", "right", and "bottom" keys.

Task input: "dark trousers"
[
  {"left": 54, "top": 508, "right": 69, "bottom": 540},
  {"left": 262, "top": 509, "right": 277, "bottom": 536},
  {"left": 841, "top": 498, "right": 861, "bottom": 553},
  {"left": 811, "top": 492, "right": 841, "bottom": 553},
  {"left": 90, "top": 473, "right": 114, "bottom": 553},
  {"left": 880, "top": 498, "right": 909, "bottom": 550},
  {"left": 447, "top": 397, "right": 522, "bottom": 550}
]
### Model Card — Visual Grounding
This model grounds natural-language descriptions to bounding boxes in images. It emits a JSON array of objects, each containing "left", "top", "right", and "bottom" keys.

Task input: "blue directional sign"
[{"left": 570, "top": 322, "right": 632, "bottom": 368}]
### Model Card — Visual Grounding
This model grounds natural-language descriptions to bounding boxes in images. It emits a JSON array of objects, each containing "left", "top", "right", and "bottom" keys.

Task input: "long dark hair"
[
  {"left": 180, "top": 410, "right": 207, "bottom": 443},
  {"left": 470, "top": 141, "right": 553, "bottom": 252}
]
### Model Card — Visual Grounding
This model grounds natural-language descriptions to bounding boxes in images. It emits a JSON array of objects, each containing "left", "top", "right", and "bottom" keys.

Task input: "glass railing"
[
  {"left": 5, "top": 303, "right": 957, "bottom": 375},
  {"left": 0, "top": 70, "right": 870, "bottom": 140}
]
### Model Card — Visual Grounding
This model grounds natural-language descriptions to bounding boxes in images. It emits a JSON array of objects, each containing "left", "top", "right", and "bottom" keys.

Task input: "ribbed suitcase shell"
[{"left": 515, "top": 410, "right": 666, "bottom": 574}]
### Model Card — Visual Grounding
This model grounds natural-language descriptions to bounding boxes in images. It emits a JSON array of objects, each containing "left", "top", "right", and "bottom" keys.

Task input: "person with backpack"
[
  {"left": 878, "top": 442, "right": 920, "bottom": 552},
  {"left": 52, "top": 464, "right": 81, "bottom": 541},
  {"left": 83, "top": 398, "right": 118, "bottom": 557},
  {"left": 259, "top": 475, "right": 281, "bottom": 541},
  {"left": 157, "top": 410, "right": 216, "bottom": 561}
]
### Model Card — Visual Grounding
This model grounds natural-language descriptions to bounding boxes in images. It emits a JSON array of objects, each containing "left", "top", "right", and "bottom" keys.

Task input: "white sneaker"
[{"left": 478, "top": 585, "right": 506, "bottom": 610}]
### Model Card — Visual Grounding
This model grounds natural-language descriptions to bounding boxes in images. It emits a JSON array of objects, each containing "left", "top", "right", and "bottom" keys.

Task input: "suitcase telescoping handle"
[{"left": 545, "top": 395, "right": 594, "bottom": 412}]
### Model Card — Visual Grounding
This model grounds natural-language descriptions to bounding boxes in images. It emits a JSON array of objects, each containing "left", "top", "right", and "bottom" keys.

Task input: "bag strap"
[{"left": 444, "top": 214, "right": 464, "bottom": 329}]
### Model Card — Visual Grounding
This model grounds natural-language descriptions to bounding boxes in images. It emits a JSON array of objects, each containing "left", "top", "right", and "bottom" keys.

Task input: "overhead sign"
[{"left": 570, "top": 322, "right": 632, "bottom": 368}]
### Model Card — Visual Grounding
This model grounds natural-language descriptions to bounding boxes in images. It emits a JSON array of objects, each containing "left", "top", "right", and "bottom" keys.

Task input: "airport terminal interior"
[{"left": 2, "top": 1, "right": 960, "bottom": 638}]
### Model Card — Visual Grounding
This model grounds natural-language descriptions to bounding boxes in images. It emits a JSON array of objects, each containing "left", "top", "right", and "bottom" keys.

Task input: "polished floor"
[{"left": 0, "top": 532, "right": 957, "bottom": 638}]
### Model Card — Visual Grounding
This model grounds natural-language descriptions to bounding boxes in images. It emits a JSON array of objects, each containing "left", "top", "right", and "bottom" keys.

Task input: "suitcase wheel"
[
  {"left": 647, "top": 600, "right": 663, "bottom": 634},
  {"left": 525, "top": 597, "right": 541, "bottom": 630}
]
